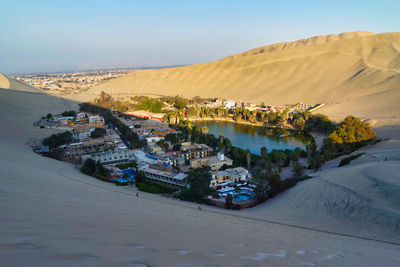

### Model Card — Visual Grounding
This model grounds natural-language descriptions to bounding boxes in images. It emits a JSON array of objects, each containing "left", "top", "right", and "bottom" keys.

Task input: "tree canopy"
[
  {"left": 42, "top": 131, "right": 73, "bottom": 149},
  {"left": 328, "top": 116, "right": 376, "bottom": 144},
  {"left": 90, "top": 128, "right": 107, "bottom": 138}
]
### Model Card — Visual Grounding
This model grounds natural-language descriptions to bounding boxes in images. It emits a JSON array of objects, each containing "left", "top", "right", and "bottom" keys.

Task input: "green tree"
[
  {"left": 90, "top": 128, "right": 107, "bottom": 138},
  {"left": 217, "top": 141, "right": 224, "bottom": 152},
  {"left": 42, "top": 131, "right": 73, "bottom": 149},
  {"left": 260, "top": 146, "right": 268, "bottom": 159},
  {"left": 174, "top": 96, "right": 188, "bottom": 109},
  {"left": 165, "top": 133, "right": 179, "bottom": 144},
  {"left": 246, "top": 149, "right": 251, "bottom": 169},
  {"left": 179, "top": 167, "right": 212, "bottom": 203},
  {"left": 292, "top": 162, "right": 304, "bottom": 178},
  {"left": 151, "top": 101, "right": 163, "bottom": 113},
  {"left": 223, "top": 137, "right": 232, "bottom": 153},
  {"left": 328, "top": 116, "right": 376, "bottom": 145},
  {"left": 81, "top": 158, "right": 96, "bottom": 175},
  {"left": 225, "top": 194, "right": 233, "bottom": 209}
]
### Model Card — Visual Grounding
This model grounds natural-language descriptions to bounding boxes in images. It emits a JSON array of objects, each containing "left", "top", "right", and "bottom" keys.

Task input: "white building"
[
  {"left": 146, "top": 136, "right": 164, "bottom": 146},
  {"left": 73, "top": 129, "right": 94, "bottom": 140},
  {"left": 210, "top": 167, "right": 251, "bottom": 188},
  {"left": 81, "top": 149, "right": 135, "bottom": 165},
  {"left": 190, "top": 152, "right": 233, "bottom": 171},
  {"left": 140, "top": 167, "right": 187, "bottom": 188},
  {"left": 224, "top": 99, "right": 236, "bottom": 109},
  {"left": 88, "top": 115, "right": 104, "bottom": 124}
]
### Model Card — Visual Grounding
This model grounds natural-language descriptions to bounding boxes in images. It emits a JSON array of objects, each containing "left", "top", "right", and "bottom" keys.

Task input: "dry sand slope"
[
  {"left": 85, "top": 31, "right": 400, "bottom": 120},
  {"left": 1, "top": 79, "right": 400, "bottom": 266}
]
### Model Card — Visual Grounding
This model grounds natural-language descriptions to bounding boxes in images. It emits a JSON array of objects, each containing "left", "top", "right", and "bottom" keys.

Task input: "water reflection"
[{"left": 194, "top": 121, "right": 312, "bottom": 155}]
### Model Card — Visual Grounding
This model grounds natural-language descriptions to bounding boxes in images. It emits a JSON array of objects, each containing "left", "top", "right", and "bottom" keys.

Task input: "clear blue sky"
[{"left": 1, "top": 0, "right": 399, "bottom": 74}]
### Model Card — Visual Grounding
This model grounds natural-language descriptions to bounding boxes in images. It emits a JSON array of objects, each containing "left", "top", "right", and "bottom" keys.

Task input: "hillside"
[
  {"left": 0, "top": 74, "right": 43, "bottom": 93},
  {"left": 86, "top": 31, "right": 400, "bottom": 120},
  {"left": 1, "top": 83, "right": 400, "bottom": 265}
]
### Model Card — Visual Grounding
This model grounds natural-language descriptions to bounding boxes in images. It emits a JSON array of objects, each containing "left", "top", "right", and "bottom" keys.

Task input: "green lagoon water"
[{"left": 194, "top": 121, "right": 312, "bottom": 155}]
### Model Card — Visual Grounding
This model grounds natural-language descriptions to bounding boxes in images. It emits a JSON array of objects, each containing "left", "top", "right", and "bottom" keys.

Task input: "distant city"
[{"left": 10, "top": 65, "right": 187, "bottom": 95}]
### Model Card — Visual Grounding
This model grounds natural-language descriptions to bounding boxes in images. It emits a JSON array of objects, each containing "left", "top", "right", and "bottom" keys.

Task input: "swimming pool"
[{"left": 233, "top": 194, "right": 252, "bottom": 202}]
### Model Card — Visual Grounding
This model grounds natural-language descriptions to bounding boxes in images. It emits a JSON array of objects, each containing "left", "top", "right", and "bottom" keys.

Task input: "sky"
[{"left": 1, "top": 0, "right": 399, "bottom": 74}]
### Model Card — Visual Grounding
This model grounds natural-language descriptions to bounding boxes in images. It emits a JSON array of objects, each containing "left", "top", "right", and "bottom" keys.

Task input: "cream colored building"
[{"left": 190, "top": 153, "right": 233, "bottom": 171}]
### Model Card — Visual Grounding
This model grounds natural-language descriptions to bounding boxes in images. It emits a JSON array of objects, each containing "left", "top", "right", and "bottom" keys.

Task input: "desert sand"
[
  {"left": 1, "top": 72, "right": 400, "bottom": 265},
  {"left": 79, "top": 31, "right": 400, "bottom": 122}
]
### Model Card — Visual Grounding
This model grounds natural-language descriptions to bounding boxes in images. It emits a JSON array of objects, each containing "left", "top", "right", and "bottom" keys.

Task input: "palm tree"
[
  {"left": 260, "top": 112, "right": 265, "bottom": 123},
  {"left": 289, "top": 150, "right": 299, "bottom": 166},
  {"left": 306, "top": 143, "right": 316, "bottom": 160},
  {"left": 223, "top": 138, "right": 232, "bottom": 153},
  {"left": 201, "top": 126, "right": 209, "bottom": 143},
  {"left": 260, "top": 146, "right": 267, "bottom": 159},
  {"left": 246, "top": 149, "right": 251, "bottom": 169},
  {"left": 187, "top": 122, "right": 193, "bottom": 143},
  {"left": 219, "top": 133, "right": 224, "bottom": 143}
]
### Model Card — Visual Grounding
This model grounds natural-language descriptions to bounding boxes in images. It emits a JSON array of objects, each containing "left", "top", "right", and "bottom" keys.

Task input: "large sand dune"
[
  {"left": 1, "top": 76, "right": 400, "bottom": 265},
  {"left": 85, "top": 31, "right": 400, "bottom": 120}
]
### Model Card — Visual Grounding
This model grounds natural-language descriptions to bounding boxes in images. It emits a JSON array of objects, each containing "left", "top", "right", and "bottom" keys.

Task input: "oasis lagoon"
[{"left": 193, "top": 121, "right": 313, "bottom": 155}]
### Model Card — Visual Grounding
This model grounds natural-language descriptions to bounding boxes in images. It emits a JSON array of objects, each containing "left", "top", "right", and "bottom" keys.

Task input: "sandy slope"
[
  {"left": 1, "top": 78, "right": 400, "bottom": 265},
  {"left": 83, "top": 31, "right": 400, "bottom": 121}
]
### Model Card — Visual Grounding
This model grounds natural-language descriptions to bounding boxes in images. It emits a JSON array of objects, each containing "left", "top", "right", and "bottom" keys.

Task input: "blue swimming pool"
[{"left": 233, "top": 194, "right": 252, "bottom": 202}]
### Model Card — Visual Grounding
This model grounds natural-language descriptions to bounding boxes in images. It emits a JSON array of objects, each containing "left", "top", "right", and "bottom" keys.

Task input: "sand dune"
[
  {"left": 0, "top": 73, "right": 10, "bottom": 89},
  {"left": 84, "top": 31, "right": 400, "bottom": 120},
  {"left": 1, "top": 74, "right": 400, "bottom": 265}
]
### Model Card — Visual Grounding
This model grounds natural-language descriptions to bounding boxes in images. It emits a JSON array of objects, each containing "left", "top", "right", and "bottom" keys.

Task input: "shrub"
[
  {"left": 325, "top": 116, "right": 376, "bottom": 153},
  {"left": 62, "top": 110, "right": 77, "bottom": 117},
  {"left": 338, "top": 153, "right": 364, "bottom": 167},
  {"left": 42, "top": 131, "right": 72, "bottom": 149},
  {"left": 117, "top": 161, "right": 138, "bottom": 170},
  {"left": 90, "top": 128, "right": 107, "bottom": 138},
  {"left": 136, "top": 182, "right": 176, "bottom": 194}
]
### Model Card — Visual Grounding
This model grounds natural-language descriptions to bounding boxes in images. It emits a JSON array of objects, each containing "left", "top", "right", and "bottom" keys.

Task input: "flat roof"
[{"left": 143, "top": 167, "right": 186, "bottom": 180}]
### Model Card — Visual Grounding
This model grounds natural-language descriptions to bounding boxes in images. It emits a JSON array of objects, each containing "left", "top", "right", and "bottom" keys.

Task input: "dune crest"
[
  {"left": 0, "top": 73, "right": 10, "bottom": 89},
  {"left": 86, "top": 31, "right": 400, "bottom": 120},
  {"left": 0, "top": 73, "right": 43, "bottom": 93}
]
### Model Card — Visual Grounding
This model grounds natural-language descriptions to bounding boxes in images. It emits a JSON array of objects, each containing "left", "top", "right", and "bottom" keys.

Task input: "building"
[
  {"left": 81, "top": 149, "right": 135, "bottom": 165},
  {"left": 146, "top": 136, "right": 164, "bottom": 146},
  {"left": 224, "top": 99, "right": 236, "bottom": 109},
  {"left": 60, "top": 134, "right": 122, "bottom": 163},
  {"left": 168, "top": 144, "right": 213, "bottom": 168},
  {"left": 206, "top": 153, "right": 233, "bottom": 171},
  {"left": 72, "top": 128, "right": 94, "bottom": 140},
  {"left": 210, "top": 167, "right": 251, "bottom": 188},
  {"left": 141, "top": 166, "right": 187, "bottom": 188},
  {"left": 88, "top": 115, "right": 105, "bottom": 124},
  {"left": 190, "top": 152, "right": 233, "bottom": 171},
  {"left": 123, "top": 110, "right": 165, "bottom": 121}
]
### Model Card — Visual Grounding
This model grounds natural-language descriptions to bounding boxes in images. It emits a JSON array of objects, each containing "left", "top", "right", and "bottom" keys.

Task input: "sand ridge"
[
  {"left": 0, "top": 79, "right": 400, "bottom": 265},
  {"left": 81, "top": 31, "right": 400, "bottom": 121}
]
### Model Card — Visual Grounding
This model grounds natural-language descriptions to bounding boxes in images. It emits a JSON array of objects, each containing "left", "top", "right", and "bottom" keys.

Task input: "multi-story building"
[
  {"left": 168, "top": 144, "right": 213, "bottom": 168},
  {"left": 140, "top": 166, "right": 187, "bottom": 188},
  {"left": 189, "top": 152, "right": 233, "bottom": 171},
  {"left": 81, "top": 149, "right": 135, "bottom": 165},
  {"left": 60, "top": 134, "right": 122, "bottom": 163}
]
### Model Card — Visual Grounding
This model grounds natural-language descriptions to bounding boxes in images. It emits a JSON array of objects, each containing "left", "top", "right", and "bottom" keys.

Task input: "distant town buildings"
[{"left": 14, "top": 70, "right": 128, "bottom": 95}]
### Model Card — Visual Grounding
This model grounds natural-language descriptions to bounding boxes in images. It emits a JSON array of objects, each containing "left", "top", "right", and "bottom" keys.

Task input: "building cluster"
[
  {"left": 33, "top": 112, "right": 105, "bottom": 130},
  {"left": 117, "top": 114, "right": 178, "bottom": 153},
  {"left": 34, "top": 111, "right": 253, "bottom": 194},
  {"left": 76, "top": 114, "right": 250, "bottom": 189},
  {"left": 62, "top": 129, "right": 126, "bottom": 164},
  {"left": 14, "top": 70, "right": 128, "bottom": 94},
  {"left": 34, "top": 112, "right": 132, "bottom": 165}
]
